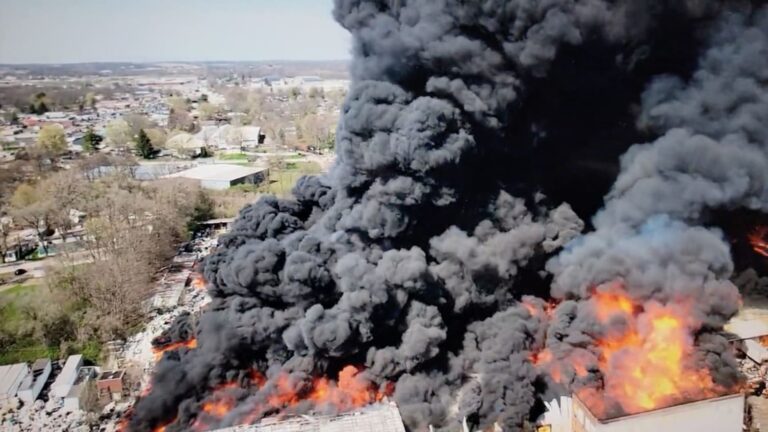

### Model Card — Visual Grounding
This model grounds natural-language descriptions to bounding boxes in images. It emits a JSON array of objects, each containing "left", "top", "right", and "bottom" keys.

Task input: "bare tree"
[
  {"left": 10, "top": 183, "right": 53, "bottom": 256},
  {"left": 0, "top": 213, "right": 11, "bottom": 263},
  {"left": 43, "top": 170, "right": 88, "bottom": 246}
]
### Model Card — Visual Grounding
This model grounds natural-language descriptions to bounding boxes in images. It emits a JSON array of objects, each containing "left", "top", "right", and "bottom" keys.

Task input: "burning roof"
[
  {"left": 127, "top": 1, "right": 768, "bottom": 431},
  {"left": 209, "top": 401, "right": 406, "bottom": 432},
  {"left": 572, "top": 392, "right": 744, "bottom": 432}
]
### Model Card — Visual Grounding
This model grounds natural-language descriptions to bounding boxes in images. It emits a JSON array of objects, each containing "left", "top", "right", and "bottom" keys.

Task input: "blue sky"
[{"left": 0, "top": 0, "right": 351, "bottom": 63}]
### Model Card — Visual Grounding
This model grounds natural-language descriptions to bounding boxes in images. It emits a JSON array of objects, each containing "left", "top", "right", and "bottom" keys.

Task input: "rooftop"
[
  {"left": 167, "top": 164, "right": 268, "bottom": 182},
  {"left": 98, "top": 370, "right": 125, "bottom": 381},
  {"left": 213, "top": 401, "right": 406, "bottom": 432}
]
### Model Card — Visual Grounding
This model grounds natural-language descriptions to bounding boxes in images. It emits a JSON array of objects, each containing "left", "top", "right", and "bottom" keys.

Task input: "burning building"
[
  {"left": 126, "top": 1, "right": 768, "bottom": 431},
  {"left": 210, "top": 401, "right": 406, "bottom": 432},
  {"left": 571, "top": 393, "right": 744, "bottom": 432}
]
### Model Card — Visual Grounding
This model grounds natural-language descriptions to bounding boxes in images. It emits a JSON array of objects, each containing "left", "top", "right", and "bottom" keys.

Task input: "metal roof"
[
  {"left": 213, "top": 401, "right": 407, "bottom": 432},
  {"left": 50, "top": 354, "right": 83, "bottom": 397},
  {"left": 167, "top": 164, "right": 268, "bottom": 182},
  {"left": 0, "top": 363, "right": 29, "bottom": 398},
  {"left": 725, "top": 318, "right": 768, "bottom": 341},
  {"left": 744, "top": 339, "right": 768, "bottom": 364}
]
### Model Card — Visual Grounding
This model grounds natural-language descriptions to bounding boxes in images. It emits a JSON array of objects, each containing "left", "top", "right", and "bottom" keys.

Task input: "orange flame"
[
  {"left": 759, "top": 335, "right": 768, "bottom": 348},
  {"left": 749, "top": 226, "right": 768, "bottom": 258},
  {"left": 191, "top": 273, "right": 207, "bottom": 290},
  {"left": 186, "top": 365, "right": 390, "bottom": 430},
  {"left": 152, "top": 338, "right": 198, "bottom": 360},
  {"left": 576, "top": 283, "right": 731, "bottom": 418},
  {"left": 152, "top": 418, "right": 175, "bottom": 432},
  {"left": 240, "top": 365, "right": 391, "bottom": 426}
]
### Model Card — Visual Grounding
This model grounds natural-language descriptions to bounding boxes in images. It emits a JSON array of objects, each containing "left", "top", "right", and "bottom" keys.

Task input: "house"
[
  {"left": 239, "top": 126, "right": 266, "bottom": 148},
  {"left": 165, "top": 164, "right": 269, "bottom": 190},
  {"left": 16, "top": 359, "right": 52, "bottom": 403},
  {"left": 166, "top": 133, "right": 206, "bottom": 158},
  {"left": 195, "top": 125, "right": 265, "bottom": 150}
]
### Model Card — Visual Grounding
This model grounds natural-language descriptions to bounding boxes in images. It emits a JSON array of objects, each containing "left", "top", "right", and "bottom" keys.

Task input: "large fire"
[
  {"left": 749, "top": 226, "right": 768, "bottom": 258},
  {"left": 134, "top": 365, "right": 390, "bottom": 432},
  {"left": 534, "top": 282, "right": 734, "bottom": 419},
  {"left": 152, "top": 338, "right": 198, "bottom": 361}
]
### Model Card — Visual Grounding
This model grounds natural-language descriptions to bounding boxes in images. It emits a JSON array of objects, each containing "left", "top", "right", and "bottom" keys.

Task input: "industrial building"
[
  {"left": 96, "top": 370, "right": 126, "bottom": 403},
  {"left": 50, "top": 355, "right": 83, "bottom": 399},
  {"left": 0, "top": 363, "right": 30, "bottom": 405},
  {"left": 166, "top": 164, "right": 269, "bottom": 190},
  {"left": 16, "top": 359, "right": 52, "bottom": 403},
  {"left": 537, "top": 393, "right": 744, "bottom": 432},
  {"left": 213, "top": 401, "right": 406, "bottom": 432}
]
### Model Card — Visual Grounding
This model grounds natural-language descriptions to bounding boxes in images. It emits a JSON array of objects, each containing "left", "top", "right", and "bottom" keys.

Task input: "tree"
[
  {"left": 167, "top": 96, "right": 188, "bottom": 112},
  {"left": 134, "top": 129, "right": 155, "bottom": 159},
  {"left": 145, "top": 128, "right": 167, "bottom": 149},
  {"left": 2, "top": 110, "right": 19, "bottom": 125},
  {"left": 0, "top": 214, "right": 11, "bottom": 263},
  {"left": 84, "top": 92, "right": 97, "bottom": 109},
  {"left": 30, "top": 92, "right": 50, "bottom": 114},
  {"left": 37, "top": 124, "right": 68, "bottom": 156},
  {"left": 168, "top": 108, "right": 194, "bottom": 131},
  {"left": 319, "top": 131, "right": 336, "bottom": 152},
  {"left": 199, "top": 93, "right": 209, "bottom": 103},
  {"left": 187, "top": 190, "right": 215, "bottom": 233},
  {"left": 41, "top": 314, "right": 77, "bottom": 346},
  {"left": 105, "top": 119, "right": 133, "bottom": 152},
  {"left": 43, "top": 170, "right": 89, "bottom": 245},
  {"left": 198, "top": 102, "right": 221, "bottom": 121},
  {"left": 82, "top": 127, "right": 103, "bottom": 153},
  {"left": 124, "top": 114, "right": 155, "bottom": 136},
  {"left": 10, "top": 183, "right": 53, "bottom": 256}
]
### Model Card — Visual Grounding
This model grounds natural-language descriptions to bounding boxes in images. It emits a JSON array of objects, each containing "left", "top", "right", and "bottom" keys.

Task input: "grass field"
[
  {"left": 266, "top": 161, "right": 322, "bottom": 196},
  {"left": 0, "top": 282, "right": 101, "bottom": 364},
  {"left": 0, "top": 283, "right": 61, "bottom": 364},
  {"left": 217, "top": 152, "right": 249, "bottom": 161},
  {"left": 0, "top": 283, "right": 43, "bottom": 332}
]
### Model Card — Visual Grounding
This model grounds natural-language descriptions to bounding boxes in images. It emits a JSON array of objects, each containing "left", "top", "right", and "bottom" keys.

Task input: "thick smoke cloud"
[{"left": 129, "top": 1, "right": 768, "bottom": 431}]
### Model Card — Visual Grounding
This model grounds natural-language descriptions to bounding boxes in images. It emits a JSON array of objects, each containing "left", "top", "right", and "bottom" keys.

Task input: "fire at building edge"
[{"left": 127, "top": 1, "right": 768, "bottom": 431}]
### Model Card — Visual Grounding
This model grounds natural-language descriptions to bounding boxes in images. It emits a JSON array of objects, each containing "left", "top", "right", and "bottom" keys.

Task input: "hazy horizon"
[{"left": 0, "top": 0, "right": 351, "bottom": 64}]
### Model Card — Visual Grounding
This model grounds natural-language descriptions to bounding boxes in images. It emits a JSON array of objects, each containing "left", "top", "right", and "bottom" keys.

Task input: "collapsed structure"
[{"left": 128, "top": 1, "right": 768, "bottom": 431}]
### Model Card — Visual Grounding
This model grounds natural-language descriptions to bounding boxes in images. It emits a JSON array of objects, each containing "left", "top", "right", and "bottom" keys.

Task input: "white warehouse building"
[
  {"left": 166, "top": 164, "right": 269, "bottom": 190},
  {"left": 213, "top": 401, "right": 406, "bottom": 432},
  {"left": 538, "top": 393, "right": 744, "bottom": 432}
]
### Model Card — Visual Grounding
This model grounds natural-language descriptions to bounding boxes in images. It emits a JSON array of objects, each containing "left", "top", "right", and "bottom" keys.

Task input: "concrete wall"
[
  {"left": 200, "top": 179, "right": 232, "bottom": 190},
  {"left": 571, "top": 394, "right": 744, "bottom": 432}
]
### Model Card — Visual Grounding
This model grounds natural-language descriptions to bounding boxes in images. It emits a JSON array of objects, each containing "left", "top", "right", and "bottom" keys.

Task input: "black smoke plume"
[{"left": 128, "top": 1, "right": 768, "bottom": 431}]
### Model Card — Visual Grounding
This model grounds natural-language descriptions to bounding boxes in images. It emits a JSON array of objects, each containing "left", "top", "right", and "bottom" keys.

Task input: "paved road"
[{"left": 0, "top": 251, "right": 95, "bottom": 288}]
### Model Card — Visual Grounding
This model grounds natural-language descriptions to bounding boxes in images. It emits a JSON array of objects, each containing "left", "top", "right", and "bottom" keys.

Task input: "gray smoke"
[
  {"left": 128, "top": 1, "right": 768, "bottom": 431},
  {"left": 546, "top": 3, "right": 768, "bottom": 419}
]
